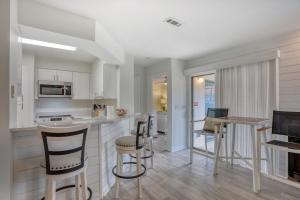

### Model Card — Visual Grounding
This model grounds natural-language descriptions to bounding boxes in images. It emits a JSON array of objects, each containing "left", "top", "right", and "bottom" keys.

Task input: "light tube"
[{"left": 18, "top": 37, "right": 77, "bottom": 51}]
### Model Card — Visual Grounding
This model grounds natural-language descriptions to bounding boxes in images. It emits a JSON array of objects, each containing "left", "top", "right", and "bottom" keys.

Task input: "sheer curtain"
[{"left": 215, "top": 60, "right": 276, "bottom": 171}]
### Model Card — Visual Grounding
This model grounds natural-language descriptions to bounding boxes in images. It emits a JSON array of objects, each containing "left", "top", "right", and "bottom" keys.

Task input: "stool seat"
[
  {"left": 115, "top": 136, "right": 143, "bottom": 147},
  {"left": 41, "top": 153, "right": 88, "bottom": 171}
]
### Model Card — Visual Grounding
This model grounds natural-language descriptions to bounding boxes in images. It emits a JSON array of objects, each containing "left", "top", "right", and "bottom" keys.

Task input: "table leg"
[
  {"left": 213, "top": 123, "right": 223, "bottom": 175},
  {"left": 251, "top": 125, "right": 258, "bottom": 193},
  {"left": 231, "top": 123, "right": 236, "bottom": 167},
  {"left": 256, "top": 126, "right": 261, "bottom": 191}
]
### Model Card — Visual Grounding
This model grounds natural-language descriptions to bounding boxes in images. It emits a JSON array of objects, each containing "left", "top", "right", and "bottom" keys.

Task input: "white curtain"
[{"left": 216, "top": 60, "right": 276, "bottom": 171}]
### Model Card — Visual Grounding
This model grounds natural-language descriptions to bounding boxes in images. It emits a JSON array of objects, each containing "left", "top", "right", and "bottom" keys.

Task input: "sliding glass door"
[{"left": 192, "top": 74, "right": 216, "bottom": 153}]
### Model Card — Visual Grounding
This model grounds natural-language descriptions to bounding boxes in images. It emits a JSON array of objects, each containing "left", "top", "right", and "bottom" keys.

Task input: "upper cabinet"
[
  {"left": 92, "top": 59, "right": 118, "bottom": 99},
  {"left": 73, "top": 72, "right": 90, "bottom": 99},
  {"left": 37, "top": 69, "right": 57, "bottom": 81},
  {"left": 37, "top": 69, "right": 73, "bottom": 82}
]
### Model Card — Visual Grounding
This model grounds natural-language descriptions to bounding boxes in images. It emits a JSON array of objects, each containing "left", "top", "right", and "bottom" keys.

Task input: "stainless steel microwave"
[{"left": 38, "top": 80, "right": 72, "bottom": 98}]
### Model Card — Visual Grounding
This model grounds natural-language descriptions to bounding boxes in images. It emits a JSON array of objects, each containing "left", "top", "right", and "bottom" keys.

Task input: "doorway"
[
  {"left": 192, "top": 73, "right": 216, "bottom": 153},
  {"left": 152, "top": 77, "right": 168, "bottom": 152}
]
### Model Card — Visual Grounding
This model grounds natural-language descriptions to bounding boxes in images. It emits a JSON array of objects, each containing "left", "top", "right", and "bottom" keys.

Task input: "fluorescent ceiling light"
[{"left": 18, "top": 37, "right": 77, "bottom": 51}]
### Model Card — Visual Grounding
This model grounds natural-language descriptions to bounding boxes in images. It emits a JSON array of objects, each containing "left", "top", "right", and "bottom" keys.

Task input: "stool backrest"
[
  {"left": 136, "top": 120, "right": 147, "bottom": 149},
  {"left": 207, "top": 108, "right": 228, "bottom": 118},
  {"left": 272, "top": 111, "right": 300, "bottom": 139},
  {"left": 38, "top": 123, "right": 90, "bottom": 175},
  {"left": 146, "top": 114, "right": 155, "bottom": 137}
]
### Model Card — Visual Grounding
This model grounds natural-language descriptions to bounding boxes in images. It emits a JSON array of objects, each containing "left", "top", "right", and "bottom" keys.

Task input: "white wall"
[
  {"left": 134, "top": 66, "right": 145, "bottom": 114},
  {"left": 119, "top": 54, "right": 135, "bottom": 128},
  {"left": 35, "top": 56, "right": 92, "bottom": 73},
  {"left": 18, "top": 0, "right": 95, "bottom": 40},
  {"left": 20, "top": 53, "right": 35, "bottom": 126},
  {"left": 170, "top": 59, "right": 187, "bottom": 151},
  {"left": 1, "top": 0, "right": 12, "bottom": 198}
]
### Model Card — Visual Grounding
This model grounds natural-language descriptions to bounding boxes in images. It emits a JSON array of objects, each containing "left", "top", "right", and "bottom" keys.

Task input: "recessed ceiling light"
[
  {"left": 164, "top": 17, "right": 182, "bottom": 27},
  {"left": 18, "top": 37, "right": 77, "bottom": 51}
]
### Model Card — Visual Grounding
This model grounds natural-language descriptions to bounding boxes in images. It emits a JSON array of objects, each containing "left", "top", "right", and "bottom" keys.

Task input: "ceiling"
[
  {"left": 22, "top": 43, "right": 96, "bottom": 63},
  {"left": 33, "top": 0, "right": 300, "bottom": 65}
]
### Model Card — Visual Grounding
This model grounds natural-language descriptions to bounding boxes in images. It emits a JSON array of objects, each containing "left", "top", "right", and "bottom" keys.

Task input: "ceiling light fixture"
[
  {"left": 18, "top": 37, "right": 77, "bottom": 51},
  {"left": 164, "top": 17, "right": 182, "bottom": 27}
]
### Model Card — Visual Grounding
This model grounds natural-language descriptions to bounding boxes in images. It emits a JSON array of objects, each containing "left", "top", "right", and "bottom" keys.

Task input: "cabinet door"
[
  {"left": 37, "top": 69, "right": 56, "bottom": 81},
  {"left": 73, "top": 72, "right": 90, "bottom": 99},
  {"left": 91, "top": 59, "right": 104, "bottom": 98},
  {"left": 103, "top": 64, "right": 117, "bottom": 99},
  {"left": 57, "top": 70, "right": 73, "bottom": 82}
]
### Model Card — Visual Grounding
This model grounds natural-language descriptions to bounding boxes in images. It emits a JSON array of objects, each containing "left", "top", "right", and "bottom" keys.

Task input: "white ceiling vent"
[{"left": 164, "top": 17, "right": 182, "bottom": 27}]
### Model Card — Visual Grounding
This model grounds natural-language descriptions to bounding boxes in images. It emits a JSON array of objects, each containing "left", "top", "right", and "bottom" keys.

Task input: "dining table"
[{"left": 189, "top": 116, "right": 270, "bottom": 193}]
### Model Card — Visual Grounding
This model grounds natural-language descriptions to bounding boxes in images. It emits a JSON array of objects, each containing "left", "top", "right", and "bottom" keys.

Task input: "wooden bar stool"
[
  {"left": 38, "top": 123, "right": 92, "bottom": 200},
  {"left": 112, "top": 121, "right": 147, "bottom": 199},
  {"left": 131, "top": 114, "right": 155, "bottom": 169}
]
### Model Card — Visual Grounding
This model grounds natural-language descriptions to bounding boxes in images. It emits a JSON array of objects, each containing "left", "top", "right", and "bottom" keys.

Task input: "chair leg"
[
  {"left": 75, "top": 175, "right": 81, "bottom": 200},
  {"left": 80, "top": 169, "right": 88, "bottom": 200},
  {"left": 46, "top": 177, "right": 55, "bottom": 200},
  {"left": 231, "top": 123, "right": 236, "bottom": 167},
  {"left": 150, "top": 138, "right": 154, "bottom": 169},
  {"left": 213, "top": 131, "right": 223, "bottom": 175},
  {"left": 205, "top": 132, "right": 208, "bottom": 156},
  {"left": 115, "top": 152, "right": 121, "bottom": 199},
  {"left": 136, "top": 150, "right": 143, "bottom": 199}
]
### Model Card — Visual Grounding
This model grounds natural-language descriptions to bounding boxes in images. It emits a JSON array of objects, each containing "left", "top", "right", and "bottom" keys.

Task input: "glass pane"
[{"left": 192, "top": 74, "right": 216, "bottom": 153}]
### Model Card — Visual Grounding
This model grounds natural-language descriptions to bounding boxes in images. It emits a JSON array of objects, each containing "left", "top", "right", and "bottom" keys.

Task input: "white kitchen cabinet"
[
  {"left": 72, "top": 72, "right": 90, "bottom": 99},
  {"left": 37, "top": 68, "right": 57, "bottom": 81},
  {"left": 92, "top": 59, "right": 118, "bottom": 99},
  {"left": 37, "top": 69, "right": 73, "bottom": 82},
  {"left": 57, "top": 70, "right": 73, "bottom": 82}
]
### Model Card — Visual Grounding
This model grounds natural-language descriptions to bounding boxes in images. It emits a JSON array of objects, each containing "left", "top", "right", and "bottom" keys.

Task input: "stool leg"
[
  {"left": 150, "top": 138, "right": 154, "bottom": 169},
  {"left": 115, "top": 152, "right": 121, "bottom": 199},
  {"left": 80, "top": 169, "right": 88, "bottom": 200},
  {"left": 136, "top": 150, "right": 143, "bottom": 199},
  {"left": 205, "top": 132, "right": 208, "bottom": 156},
  {"left": 75, "top": 175, "right": 81, "bottom": 200},
  {"left": 46, "top": 177, "right": 55, "bottom": 200},
  {"left": 143, "top": 144, "right": 147, "bottom": 169}
]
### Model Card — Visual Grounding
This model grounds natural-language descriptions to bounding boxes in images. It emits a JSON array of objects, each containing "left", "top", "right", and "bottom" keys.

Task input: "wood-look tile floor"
[{"left": 104, "top": 150, "right": 300, "bottom": 200}]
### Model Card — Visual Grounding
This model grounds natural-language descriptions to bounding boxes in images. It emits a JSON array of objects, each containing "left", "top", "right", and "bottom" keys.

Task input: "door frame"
[{"left": 188, "top": 71, "right": 216, "bottom": 153}]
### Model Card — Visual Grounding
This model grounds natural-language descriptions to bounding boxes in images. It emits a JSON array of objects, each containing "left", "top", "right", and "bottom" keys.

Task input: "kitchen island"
[{"left": 11, "top": 116, "right": 131, "bottom": 200}]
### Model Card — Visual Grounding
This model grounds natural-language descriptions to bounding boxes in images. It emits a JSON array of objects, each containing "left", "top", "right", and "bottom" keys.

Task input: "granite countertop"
[{"left": 10, "top": 115, "right": 130, "bottom": 133}]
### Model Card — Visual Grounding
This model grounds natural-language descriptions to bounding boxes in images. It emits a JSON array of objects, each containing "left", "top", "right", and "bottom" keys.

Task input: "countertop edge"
[{"left": 10, "top": 115, "right": 131, "bottom": 133}]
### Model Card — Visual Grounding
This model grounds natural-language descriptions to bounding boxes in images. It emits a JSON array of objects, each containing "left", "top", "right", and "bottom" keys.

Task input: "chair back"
[
  {"left": 146, "top": 114, "right": 155, "bottom": 137},
  {"left": 38, "top": 123, "right": 90, "bottom": 175},
  {"left": 272, "top": 111, "right": 300, "bottom": 139},
  {"left": 136, "top": 120, "right": 147, "bottom": 149},
  {"left": 207, "top": 108, "right": 229, "bottom": 118}
]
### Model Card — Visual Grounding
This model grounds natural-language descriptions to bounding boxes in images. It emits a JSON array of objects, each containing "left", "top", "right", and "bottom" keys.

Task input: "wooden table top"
[{"left": 211, "top": 116, "right": 270, "bottom": 125}]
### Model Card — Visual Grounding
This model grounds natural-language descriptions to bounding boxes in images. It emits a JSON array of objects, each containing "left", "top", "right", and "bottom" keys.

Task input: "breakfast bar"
[{"left": 11, "top": 116, "right": 131, "bottom": 200}]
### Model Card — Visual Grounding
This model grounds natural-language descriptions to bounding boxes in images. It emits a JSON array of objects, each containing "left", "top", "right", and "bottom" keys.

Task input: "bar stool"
[
  {"left": 38, "top": 123, "right": 92, "bottom": 200},
  {"left": 112, "top": 121, "right": 147, "bottom": 199},
  {"left": 130, "top": 114, "right": 155, "bottom": 169}
]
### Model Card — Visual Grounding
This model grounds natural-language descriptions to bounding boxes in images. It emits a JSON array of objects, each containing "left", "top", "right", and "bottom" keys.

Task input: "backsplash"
[{"left": 35, "top": 98, "right": 117, "bottom": 117}]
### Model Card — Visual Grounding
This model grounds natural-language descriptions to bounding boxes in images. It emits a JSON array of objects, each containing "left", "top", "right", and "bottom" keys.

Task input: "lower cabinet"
[{"left": 72, "top": 72, "right": 90, "bottom": 99}]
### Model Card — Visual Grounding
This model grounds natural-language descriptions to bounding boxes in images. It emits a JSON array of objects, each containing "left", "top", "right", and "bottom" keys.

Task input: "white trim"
[{"left": 184, "top": 49, "right": 279, "bottom": 75}]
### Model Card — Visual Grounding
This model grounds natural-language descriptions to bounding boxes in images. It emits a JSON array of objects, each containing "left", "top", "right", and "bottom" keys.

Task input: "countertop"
[{"left": 10, "top": 115, "right": 130, "bottom": 133}]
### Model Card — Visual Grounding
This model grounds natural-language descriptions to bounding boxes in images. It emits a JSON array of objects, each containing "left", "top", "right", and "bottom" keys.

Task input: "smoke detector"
[{"left": 164, "top": 17, "right": 182, "bottom": 27}]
